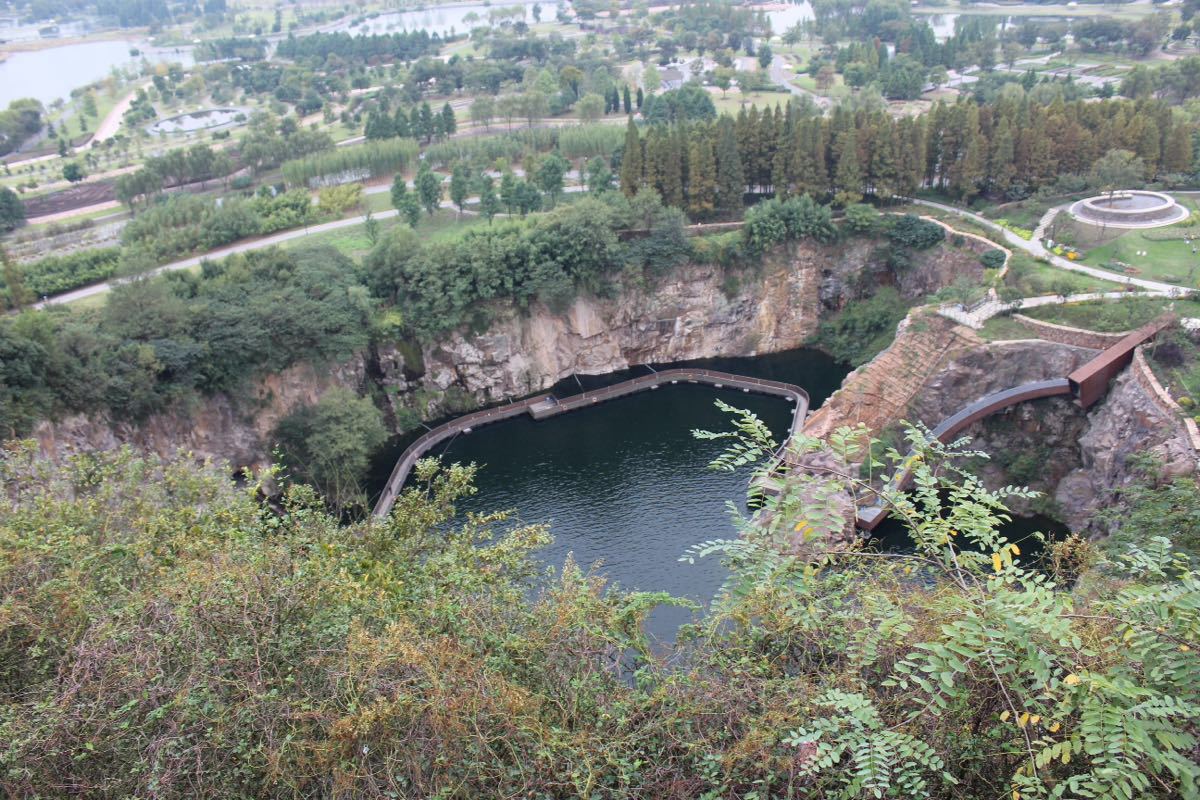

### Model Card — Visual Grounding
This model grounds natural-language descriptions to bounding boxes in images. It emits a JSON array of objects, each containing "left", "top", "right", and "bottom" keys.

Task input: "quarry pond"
[
  {"left": 370, "top": 347, "right": 847, "bottom": 639},
  {"left": 369, "top": 347, "right": 1068, "bottom": 640}
]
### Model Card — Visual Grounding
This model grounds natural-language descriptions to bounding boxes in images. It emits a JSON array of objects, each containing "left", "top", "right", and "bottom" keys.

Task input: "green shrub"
[
  {"left": 815, "top": 286, "right": 910, "bottom": 365},
  {"left": 0, "top": 247, "right": 120, "bottom": 302},
  {"left": 887, "top": 214, "right": 945, "bottom": 249},
  {"left": 980, "top": 248, "right": 1006, "bottom": 270}
]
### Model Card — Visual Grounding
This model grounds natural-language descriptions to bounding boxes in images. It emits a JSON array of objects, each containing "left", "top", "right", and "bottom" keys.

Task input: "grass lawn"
[
  {"left": 1079, "top": 231, "right": 1200, "bottom": 288},
  {"left": 1020, "top": 296, "right": 1200, "bottom": 332},
  {"left": 1006, "top": 253, "right": 1123, "bottom": 296},
  {"left": 710, "top": 90, "right": 794, "bottom": 115},
  {"left": 977, "top": 315, "right": 1038, "bottom": 342}
]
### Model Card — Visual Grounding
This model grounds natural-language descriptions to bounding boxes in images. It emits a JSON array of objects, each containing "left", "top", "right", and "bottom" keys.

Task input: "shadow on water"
[
  {"left": 366, "top": 348, "right": 848, "bottom": 642},
  {"left": 868, "top": 510, "right": 1069, "bottom": 561}
]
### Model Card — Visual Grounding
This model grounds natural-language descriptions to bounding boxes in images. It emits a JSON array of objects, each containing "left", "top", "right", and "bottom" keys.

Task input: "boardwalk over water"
[{"left": 372, "top": 367, "right": 810, "bottom": 518}]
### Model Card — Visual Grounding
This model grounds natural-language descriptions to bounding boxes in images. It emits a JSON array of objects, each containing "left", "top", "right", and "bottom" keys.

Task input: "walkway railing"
[{"left": 372, "top": 367, "right": 810, "bottom": 518}]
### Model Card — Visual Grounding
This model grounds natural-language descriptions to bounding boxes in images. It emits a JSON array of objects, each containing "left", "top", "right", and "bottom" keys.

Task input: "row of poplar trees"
[{"left": 618, "top": 96, "right": 1195, "bottom": 217}]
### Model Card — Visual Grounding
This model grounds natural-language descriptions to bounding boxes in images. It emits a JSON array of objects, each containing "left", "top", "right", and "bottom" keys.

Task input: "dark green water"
[{"left": 368, "top": 348, "right": 849, "bottom": 641}]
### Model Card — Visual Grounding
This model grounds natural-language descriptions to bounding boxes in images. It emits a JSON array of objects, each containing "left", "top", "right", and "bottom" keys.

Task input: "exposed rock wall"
[
  {"left": 907, "top": 340, "right": 1193, "bottom": 532},
  {"left": 1011, "top": 315, "right": 1130, "bottom": 349},
  {"left": 29, "top": 242, "right": 836, "bottom": 472}
]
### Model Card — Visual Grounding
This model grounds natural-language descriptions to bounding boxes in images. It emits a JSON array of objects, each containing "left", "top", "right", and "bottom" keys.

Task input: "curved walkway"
[
  {"left": 372, "top": 367, "right": 810, "bottom": 518},
  {"left": 853, "top": 315, "right": 1174, "bottom": 530},
  {"left": 909, "top": 198, "right": 1187, "bottom": 294}
]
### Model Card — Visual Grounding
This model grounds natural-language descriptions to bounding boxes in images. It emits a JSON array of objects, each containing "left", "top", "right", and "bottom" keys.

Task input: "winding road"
[{"left": 909, "top": 198, "right": 1187, "bottom": 294}]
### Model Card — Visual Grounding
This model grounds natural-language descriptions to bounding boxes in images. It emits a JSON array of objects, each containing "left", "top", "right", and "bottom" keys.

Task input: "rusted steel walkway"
[
  {"left": 854, "top": 314, "right": 1174, "bottom": 531},
  {"left": 372, "top": 367, "right": 810, "bottom": 518}
]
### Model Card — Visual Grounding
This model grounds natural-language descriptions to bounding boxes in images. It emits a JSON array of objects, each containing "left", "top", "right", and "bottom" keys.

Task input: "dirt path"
[{"left": 82, "top": 83, "right": 143, "bottom": 150}]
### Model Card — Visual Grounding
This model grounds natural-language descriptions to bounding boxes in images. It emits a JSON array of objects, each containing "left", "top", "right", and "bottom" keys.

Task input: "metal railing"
[{"left": 372, "top": 367, "right": 810, "bottom": 518}]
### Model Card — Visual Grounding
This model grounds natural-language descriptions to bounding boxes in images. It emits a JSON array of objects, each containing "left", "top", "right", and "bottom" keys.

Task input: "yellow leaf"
[
  {"left": 1063, "top": 673, "right": 1081, "bottom": 686},
  {"left": 1013, "top": 791, "right": 1021, "bottom": 800},
  {"left": 1017, "top": 712, "right": 1030, "bottom": 728},
  {"left": 1000, "top": 710, "right": 1011, "bottom": 721},
  {"left": 1030, "top": 715, "right": 1041, "bottom": 725},
  {"left": 794, "top": 520, "right": 809, "bottom": 532},
  {"left": 992, "top": 553, "right": 1004, "bottom": 573},
  {"left": 1123, "top": 629, "right": 1136, "bottom": 641},
  {"left": 1049, "top": 722, "right": 1061, "bottom": 733},
  {"left": 1181, "top": 645, "right": 1191, "bottom": 652},
  {"left": 1009, "top": 543, "right": 1020, "bottom": 556},
  {"left": 1061, "top": 751, "right": 1071, "bottom": 765}
]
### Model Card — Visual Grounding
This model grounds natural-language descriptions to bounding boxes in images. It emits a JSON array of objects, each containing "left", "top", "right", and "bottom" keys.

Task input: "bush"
[
  {"left": 815, "top": 286, "right": 910, "bottom": 365},
  {"left": 281, "top": 138, "right": 418, "bottom": 188},
  {"left": 887, "top": 214, "right": 945, "bottom": 250},
  {"left": 0, "top": 247, "right": 120, "bottom": 303},
  {"left": 980, "top": 248, "right": 1007, "bottom": 270}
]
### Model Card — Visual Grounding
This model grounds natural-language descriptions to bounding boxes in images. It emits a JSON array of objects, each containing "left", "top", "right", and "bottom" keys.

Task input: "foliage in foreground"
[{"left": 1, "top": 416, "right": 1197, "bottom": 798}]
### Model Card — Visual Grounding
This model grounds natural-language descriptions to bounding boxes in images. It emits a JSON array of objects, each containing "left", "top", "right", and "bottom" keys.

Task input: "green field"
[
  {"left": 1020, "top": 296, "right": 1200, "bottom": 332},
  {"left": 1080, "top": 230, "right": 1200, "bottom": 288}
]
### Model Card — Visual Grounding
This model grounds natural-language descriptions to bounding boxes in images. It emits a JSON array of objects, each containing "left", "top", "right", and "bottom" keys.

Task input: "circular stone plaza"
[{"left": 1068, "top": 190, "right": 1189, "bottom": 229}]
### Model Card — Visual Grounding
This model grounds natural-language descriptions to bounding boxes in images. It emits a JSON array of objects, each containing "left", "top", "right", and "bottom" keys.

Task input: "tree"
[
  {"left": 636, "top": 86, "right": 644, "bottom": 109},
  {"left": 757, "top": 43, "right": 773, "bottom": 70},
  {"left": 715, "top": 116, "right": 744, "bottom": 216},
  {"left": 620, "top": 117, "right": 642, "bottom": 197},
  {"left": 0, "top": 187, "right": 24, "bottom": 233},
  {"left": 449, "top": 164, "right": 470, "bottom": 216},
  {"left": 643, "top": 64, "right": 661, "bottom": 93},
  {"left": 416, "top": 164, "right": 442, "bottom": 216},
  {"left": 834, "top": 130, "right": 863, "bottom": 206},
  {"left": 571, "top": 90, "right": 603, "bottom": 124},
  {"left": 364, "top": 209, "right": 380, "bottom": 246},
  {"left": 1, "top": 246, "right": 30, "bottom": 310},
  {"left": 586, "top": 156, "right": 613, "bottom": 194},
  {"left": 1089, "top": 148, "right": 1145, "bottom": 203},
  {"left": 622, "top": 84, "right": 632, "bottom": 114},
  {"left": 440, "top": 102, "right": 457, "bottom": 136},
  {"left": 390, "top": 173, "right": 409, "bottom": 212},
  {"left": 479, "top": 175, "right": 500, "bottom": 222},
  {"left": 500, "top": 170, "right": 519, "bottom": 213},
  {"left": 275, "top": 388, "right": 387, "bottom": 511},
  {"left": 687, "top": 136, "right": 717, "bottom": 219},
  {"left": 513, "top": 180, "right": 542, "bottom": 216},
  {"left": 62, "top": 162, "right": 85, "bottom": 183},
  {"left": 470, "top": 96, "right": 495, "bottom": 130},
  {"left": 535, "top": 152, "right": 569, "bottom": 207}
]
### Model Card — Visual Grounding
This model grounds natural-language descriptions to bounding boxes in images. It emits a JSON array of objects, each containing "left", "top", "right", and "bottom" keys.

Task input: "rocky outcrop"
[
  {"left": 905, "top": 340, "right": 1192, "bottom": 532},
  {"left": 32, "top": 359, "right": 368, "bottom": 474},
  {"left": 1056, "top": 369, "right": 1195, "bottom": 531},
  {"left": 396, "top": 250, "right": 821, "bottom": 410},
  {"left": 29, "top": 242, "right": 833, "bottom": 471}
]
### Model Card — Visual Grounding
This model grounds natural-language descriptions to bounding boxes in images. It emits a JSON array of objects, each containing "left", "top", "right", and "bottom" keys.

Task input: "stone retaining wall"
[
  {"left": 1012, "top": 314, "right": 1130, "bottom": 349},
  {"left": 1131, "top": 347, "right": 1200, "bottom": 454}
]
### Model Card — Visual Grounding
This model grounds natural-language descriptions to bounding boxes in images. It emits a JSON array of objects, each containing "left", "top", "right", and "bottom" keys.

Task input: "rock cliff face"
[
  {"left": 905, "top": 340, "right": 1193, "bottom": 532},
  {"left": 30, "top": 243, "right": 832, "bottom": 472},
  {"left": 389, "top": 248, "right": 822, "bottom": 416}
]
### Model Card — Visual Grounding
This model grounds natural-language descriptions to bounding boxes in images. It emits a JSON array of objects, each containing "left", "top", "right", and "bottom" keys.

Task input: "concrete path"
[
  {"left": 939, "top": 289, "right": 1185, "bottom": 329},
  {"left": 909, "top": 198, "right": 1188, "bottom": 294}
]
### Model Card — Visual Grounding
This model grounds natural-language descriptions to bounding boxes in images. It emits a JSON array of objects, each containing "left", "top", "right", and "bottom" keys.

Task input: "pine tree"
[
  {"left": 687, "top": 134, "right": 717, "bottom": 219},
  {"left": 619, "top": 117, "right": 642, "bottom": 197},
  {"left": 393, "top": 108, "right": 410, "bottom": 138},
  {"left": 390, "top": 173, "right": 409, "bottom": 211},
  {"left": 441, "top": 102, "right": 457, "bottom": 136},
  {"left": 715, "top": 115, "right": 744, "bottom": 216},
  {"left": 364, "top": 110, "right": 394, "bottom": 140},
  {"left": 1164, "top": 123, "right": 1194, "bottom": 174},
  {"left": 622, "top": 84, "right": 632, "bottom": 114},
  {"left": 659, "top": 131, "right": 684, "bottom": 208},
  {"left": 636, "top": 86, "right": 644, "bottom": 110},
  {"left": 988, "top": 115, "right": 1016, "bottom": 195},
  {"left": 643, "top": 127, "right": 665, "bottom": 199},
  {"left": 418, "top": 102, "right": 434, "bottom": 142},
  {"left": 834, "top": 129, "right": 863, "bottom": 206}
]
